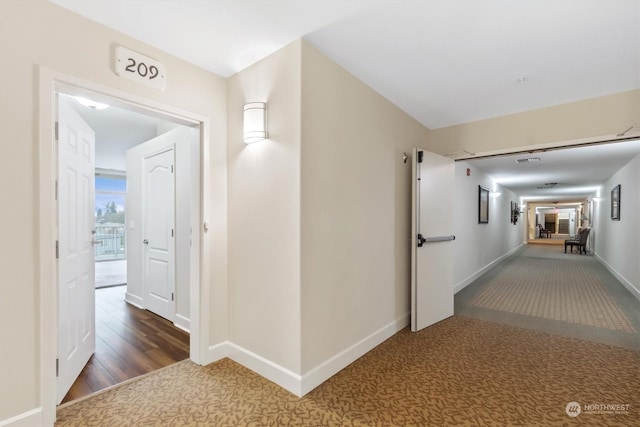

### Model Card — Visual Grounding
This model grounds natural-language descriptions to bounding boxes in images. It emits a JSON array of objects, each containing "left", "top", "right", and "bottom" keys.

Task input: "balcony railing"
[{"left": 95, "top": 223, "right": 126, "bottom": 261}]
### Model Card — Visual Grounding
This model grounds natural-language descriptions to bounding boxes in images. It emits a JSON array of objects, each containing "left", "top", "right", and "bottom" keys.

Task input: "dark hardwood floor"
[{"left": 61, "top": 285, "right": 190, "bottom": 404}]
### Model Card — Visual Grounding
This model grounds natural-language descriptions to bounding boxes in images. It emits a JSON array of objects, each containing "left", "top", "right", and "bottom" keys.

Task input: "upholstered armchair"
[{"left": 564, "top": 228, "right": 590, "bottom": 254}]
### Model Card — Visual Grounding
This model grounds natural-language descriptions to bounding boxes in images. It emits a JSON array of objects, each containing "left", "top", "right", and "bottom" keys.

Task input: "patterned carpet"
[
  {"left": 457, "top": 245, "right": 640, "bottom": 350},
  {"left": 57, "top": 245, "right": 640, "bottom": 426},
  {"left": 468, "top": 257, "right": 635, "bottom": 332},
  {"left": 56, "top": 316, "right": 639, "bottom": 426}
]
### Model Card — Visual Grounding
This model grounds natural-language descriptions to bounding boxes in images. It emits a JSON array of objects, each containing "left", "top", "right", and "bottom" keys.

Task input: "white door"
[
  {"left": 143, "top": 147, "right": 175, "bottom": 321},
  {"left": 57, "top": 95, "right": 96, "bottom": 403},
  {"left": 411, "top": 148, "right": 455, "bottom": 332}
]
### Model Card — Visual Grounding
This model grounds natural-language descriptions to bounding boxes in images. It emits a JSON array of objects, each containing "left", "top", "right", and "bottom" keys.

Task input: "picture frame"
[
  {"left": 510, "top": 201, "right": 519, "bottom": 224},
  {"left": 611, "top": 184, "right": 621, "bottom": 220},
  {"left": 478, "top": 186, "right": 489, "bottom": 224}
]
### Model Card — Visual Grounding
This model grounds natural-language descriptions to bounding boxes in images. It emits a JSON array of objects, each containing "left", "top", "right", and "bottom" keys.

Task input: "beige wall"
[
  {"left": 0, "top": 0, "right": 227, "bottom": 422},
  {"left": 300, "top": 42, "right": 431, "bottom": 372},
  {"left": 429, "top": 89, "right": 640, "bottom": 156},
  {"left": 2, "top": 0, "right": 638, "bottom": 422},
  {"left": 227, "top": 41, "right": 303, "bottom": 373}
]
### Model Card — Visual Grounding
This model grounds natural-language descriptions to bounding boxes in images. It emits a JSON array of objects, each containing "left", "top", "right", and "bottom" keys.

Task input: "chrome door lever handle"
[
  {"left": 143, "top": 239, "right": 149, "bottom": 245},
  {"left": 91, "top": 239, "right": 101, "bottom": 245}
]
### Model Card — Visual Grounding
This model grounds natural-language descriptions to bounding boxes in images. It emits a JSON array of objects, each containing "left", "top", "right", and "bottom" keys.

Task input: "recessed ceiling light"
[{"left": 515, "top": 157, "right": 540, "bottom": 164}]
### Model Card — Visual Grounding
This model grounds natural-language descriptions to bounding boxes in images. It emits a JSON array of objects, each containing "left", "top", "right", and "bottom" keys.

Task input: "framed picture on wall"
[
  {"left": 611, "top": 184, "right": 621, "bottom": 220},
  {"left": 478, "top": 186, "right": 489, "bottom": 224}
]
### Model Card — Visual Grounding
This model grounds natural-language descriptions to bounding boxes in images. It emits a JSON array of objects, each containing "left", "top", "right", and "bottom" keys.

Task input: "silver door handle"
[
  {"left": 143, "top": 239, "right": 149, "bottom": 245},
  {"left": 422, "top": 235, "right": 456, "bottom": 243},
  {"left": 91, "top": 239, "right": 101, "bottom": 245}
]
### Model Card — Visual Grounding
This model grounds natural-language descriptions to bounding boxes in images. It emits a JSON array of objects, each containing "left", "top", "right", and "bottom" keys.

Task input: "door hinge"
[
  {"left": 55, "top": 240, "right": 59, "bottom": 259},
  {"left": 55, "top": 180, "right": 58, "bottom": 201},
  {"left": 55, "top": 122, "right": 59, "bottom": 140},
  {"left": 171, "top": 229, "right": 174, "bottom": 237},
  {"left": 56, "top": 358, "right": 59, "bottom": 377},
  {"left": 417, "top": 150, "right": 424, "bottom": 163},
  {"left": 171, "top": 292, "right": 174, "bottom": 301},
  {"left": 171, "top": 165, "right": 174, "bottom": 173}
]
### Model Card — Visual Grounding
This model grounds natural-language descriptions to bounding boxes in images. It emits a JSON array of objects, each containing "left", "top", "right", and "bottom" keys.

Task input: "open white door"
[
  {"left": 57, "top": 95, "right": 96, "bottom": 403},
  {"left": 142, "top": 147, "right": 176, "bottom": 321},
  {"left": 411, "top": 148, "right": 455, "bottom": 332}
]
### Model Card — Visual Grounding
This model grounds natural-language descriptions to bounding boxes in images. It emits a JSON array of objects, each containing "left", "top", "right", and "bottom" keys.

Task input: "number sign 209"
[
  {"left": 115, "top": 46, "right": 166, "bottom": 90},
  {"left": 125, "top": 58, "right": 159, "bottom": 80}
]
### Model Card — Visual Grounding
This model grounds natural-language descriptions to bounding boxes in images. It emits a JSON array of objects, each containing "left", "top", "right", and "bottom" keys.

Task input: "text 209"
[{"left": 125, "top": 58, "right": 159, "bottom": 80}]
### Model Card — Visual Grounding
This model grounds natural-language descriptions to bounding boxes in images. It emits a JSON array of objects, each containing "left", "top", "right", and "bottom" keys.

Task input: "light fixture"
[
  {"left": 243, "top": 102, "right": 267, "bottom": 144},
  {"left": 74, "top": 96, "right": 109, "bottom": 110}
]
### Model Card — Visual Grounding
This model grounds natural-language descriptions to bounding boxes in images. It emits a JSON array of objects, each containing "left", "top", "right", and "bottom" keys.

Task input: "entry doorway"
[{"left": 56, "top": 90, "right": 200, "bottom": 404}]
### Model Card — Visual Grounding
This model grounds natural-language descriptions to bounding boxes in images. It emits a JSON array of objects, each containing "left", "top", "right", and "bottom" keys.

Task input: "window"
[{"left": 95, "top": 174, "right": 126, "bottom": 260}]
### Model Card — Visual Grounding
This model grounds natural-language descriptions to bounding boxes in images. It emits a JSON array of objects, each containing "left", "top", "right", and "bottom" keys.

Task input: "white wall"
[
  {"left": 300, "top": 42, "right": 431, "bottom": 380},
  {"left": 0, "top": 1, "right": 227, "bottom": 424},
  {"left": 225, "top": 40, "right": 432, "bottom": 394},
  {"left": 226, "top": 41, "right": 303, "bottom": 376},
  {"left": 125, "top": 127, "right": 197, "bottom": 330},
  {"left": 592, "top": 153, "right": 640, "bottom": 300},
  {"left": 452, "top": 162, "right": 524, "bottom": 292}
]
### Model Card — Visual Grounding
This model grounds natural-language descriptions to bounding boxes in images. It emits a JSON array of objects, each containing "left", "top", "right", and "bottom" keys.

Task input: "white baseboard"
[
  {"left": 301, "top": 312, "right": 409, "bottom": 396},
  {"left": 454, "top": 244, "right": 523, "bottom": 294},
  {"left": 125, "top": 292, "right": 144, "bottom": 308},
  {"left": 202, "top": 341, "right": 229, "bottom": 365},
  {"left": 227, "top": 343, "right": 303, "bottom": 396},
  {"left": 594, "top": 252, "right": 640, "bottom": 302},
  {"left": 174, "top": 314, "right": 190, "bottom": 333},
  {"left": 0, "top": 408, "right": 42, "bottom": 427},
  {"left": 197, "top": 314, "right": 410, "bottom": 398}
]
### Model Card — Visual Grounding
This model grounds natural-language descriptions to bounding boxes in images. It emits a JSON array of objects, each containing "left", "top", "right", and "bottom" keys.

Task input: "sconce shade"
[{"left": 243, "top": 102, "right": 267, "bottom": 143}]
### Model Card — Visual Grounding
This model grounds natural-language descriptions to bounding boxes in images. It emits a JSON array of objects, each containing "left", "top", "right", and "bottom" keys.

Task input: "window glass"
[{"left": 95, "top": 175, "right": 126, "bottom": 260}]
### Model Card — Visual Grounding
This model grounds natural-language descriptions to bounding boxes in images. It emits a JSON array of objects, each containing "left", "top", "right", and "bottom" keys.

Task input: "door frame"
[{"left": 38, "top": 67, "right": 211, "bottom": 424}]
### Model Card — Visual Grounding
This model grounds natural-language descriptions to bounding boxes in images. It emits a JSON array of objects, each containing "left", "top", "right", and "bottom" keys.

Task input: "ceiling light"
[{"left": 74, "top": 96, "right": 109, "bottom": 110}]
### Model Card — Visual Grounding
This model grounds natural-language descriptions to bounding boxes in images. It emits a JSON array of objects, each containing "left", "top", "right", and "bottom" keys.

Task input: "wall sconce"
[{"left": 243, "top": 102, "right": 267, "bottom": 144}]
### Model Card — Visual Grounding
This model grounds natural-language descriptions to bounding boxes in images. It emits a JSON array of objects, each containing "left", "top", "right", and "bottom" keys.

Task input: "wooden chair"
[{"left": 564, "top": 228, "right": 590, "bottom": 254}]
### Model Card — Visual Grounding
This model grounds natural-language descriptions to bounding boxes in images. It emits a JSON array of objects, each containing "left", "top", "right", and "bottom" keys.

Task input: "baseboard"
[
  {"left": 124, "top": 292, "right": 144, "bottom": 308},
  {"left": 174, "top": 314, "right": 190, "bottom": 333},
  {"left": 594, "top": 252, "right": 640, "bottom": 302},
  {"left": 227, "top": 343, "right": 303, "bottom": 396},
  {"left": 0, "top": 408, "right": 42, "bottom": 427},
  {"left": 202, "top": 341, "right": 229, "bottom": 365},
  {"left": 301, "top": 312, "right": 410, "bottom": 396},
  {"left": 201, "top": 314, "right": 410, "bottom": 398},
  {"left": 454, "top": 244, "right": 523, "bottom": 294}
]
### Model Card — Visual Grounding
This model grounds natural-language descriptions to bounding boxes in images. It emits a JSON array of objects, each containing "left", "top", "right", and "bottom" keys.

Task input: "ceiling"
[
  {"left": 52, "top": 0, "right": 640, "bottom": 200},
  {"left": 466, "top": 139, "right": 640, "bottom": 201},
  {"left": 51, "top": 0, "right": 639, "bottom": 129}
]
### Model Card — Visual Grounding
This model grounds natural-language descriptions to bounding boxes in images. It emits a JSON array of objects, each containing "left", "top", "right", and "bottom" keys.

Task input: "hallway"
[{"left": 456, "top": 244, "right": 640, "bottom": 351}]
